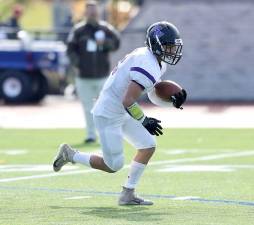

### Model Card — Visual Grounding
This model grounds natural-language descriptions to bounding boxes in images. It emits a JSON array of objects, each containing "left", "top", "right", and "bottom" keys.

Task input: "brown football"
[{"left": 155, "top": 80, "right": 182, "bottom": 101}]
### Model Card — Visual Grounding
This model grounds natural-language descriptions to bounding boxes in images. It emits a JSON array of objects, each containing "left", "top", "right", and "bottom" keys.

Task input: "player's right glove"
[
  {"left": 142, "top": 117, "right": 163, "bottom": 136},
  {"left": 170, "top": 89, "right": 187, "bottom": 109}
]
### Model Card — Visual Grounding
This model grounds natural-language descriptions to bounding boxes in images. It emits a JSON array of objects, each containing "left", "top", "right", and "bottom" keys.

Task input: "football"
[
  {"left": 148, "top": 80, "right": 183, "bottom": 107},
  {"left": 155, "top": 80, "right": 182, "bottom": 101}
]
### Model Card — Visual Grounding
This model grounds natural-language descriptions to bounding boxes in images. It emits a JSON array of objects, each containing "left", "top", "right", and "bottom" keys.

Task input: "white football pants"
[{"left": 93, "top": 114, "right": 156, "bottom": 171}]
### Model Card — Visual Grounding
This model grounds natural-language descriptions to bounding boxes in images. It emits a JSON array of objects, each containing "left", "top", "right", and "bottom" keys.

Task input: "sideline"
[{"left": 1, "top": 97, "right": 254, "bottom": 128}]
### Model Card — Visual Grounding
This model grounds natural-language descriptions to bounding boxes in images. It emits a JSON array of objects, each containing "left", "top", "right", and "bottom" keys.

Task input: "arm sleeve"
[
  {"left": 66, "top": 28, "right": 80, "bottom": 67},
  {"left": 130, "top": 66, "right": 160, "bottom": 92},
  {"left": 160, "top": 62, "right": 167, "bottom": 75}
]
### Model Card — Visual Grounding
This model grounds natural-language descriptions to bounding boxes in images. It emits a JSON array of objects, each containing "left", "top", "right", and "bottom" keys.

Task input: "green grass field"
[{"left": 0, "top": 128, "right": 254, "bottom": 225}]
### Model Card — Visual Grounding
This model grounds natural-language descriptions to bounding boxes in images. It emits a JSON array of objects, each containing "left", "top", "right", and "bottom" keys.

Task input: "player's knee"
[
  {"left": 146, "top": 144, "right": 156, "bottom": 153},
  {"left": 106, "top": 154, "right": 124, "bottom": 172},
  {"left": 149, "top": 147, "right": 156, "bottom": 157},
  {"left": 146, "top": 136, "right": 156, "bottom": 150},
  {"left": 111, "top": 155, "right": 124, "bottom": 171},
  {"left": 139, "top": 147, "right": 156, "bottom": 158}
]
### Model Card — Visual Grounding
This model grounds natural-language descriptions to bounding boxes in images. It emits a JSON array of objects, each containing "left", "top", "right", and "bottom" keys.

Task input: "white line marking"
[
  {"left": 163, "top": 149, "right": 191, "bottom": 155},
  {"left": 0, "top": 149, "right": 28, "bottom": 155},
  {"left": 64, "top": 196, "right": 92, "bottom": 200},
  {"left": 148, "top": 150, "right": 254, "bottom": 166},
  {"left": 1, "top": 150, "right": 254, "bottom": 183},
  {"left": 172, "top": 196, "right": 200, "bottom": 200},
  {"left": 0, "top": 164, "right": 79, "bottom": 172},
  {"left": 232, "top": 165, "right": 254, "bottom": 168},
  {"left": 0, "top": 169, "right": 96, "bottom": 183},
  {"left": 158, "top": 165, "right": 235, "bottom": 172}
]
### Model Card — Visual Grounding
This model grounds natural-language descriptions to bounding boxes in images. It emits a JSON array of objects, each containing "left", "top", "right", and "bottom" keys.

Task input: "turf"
[{"left": 0, "top": 128, "right": 253, "bottom": 225}]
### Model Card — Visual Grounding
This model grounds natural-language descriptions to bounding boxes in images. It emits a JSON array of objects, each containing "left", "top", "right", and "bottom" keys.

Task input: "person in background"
[
  {"left": 5, "top": 4, "right": 24, "bottom": 39},
  {"left": 67, "top": 0, "right": 120, "bottom": 143}
]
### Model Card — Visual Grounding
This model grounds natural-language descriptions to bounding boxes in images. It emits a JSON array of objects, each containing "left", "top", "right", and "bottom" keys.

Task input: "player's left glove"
[
  {"left": 142, "top": 117, "right": 163, "bottom": 136},
  {"left": 170, "top": 89, "right": 187, "bottom": 109},
  {"left": 125, "top": 102, "right": 163, "bottom": 136}
]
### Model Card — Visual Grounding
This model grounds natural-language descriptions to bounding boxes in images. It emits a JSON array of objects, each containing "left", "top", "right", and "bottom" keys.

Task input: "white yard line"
[
  {"left": 1, "top": 150, "right": 254, "bottom": 183},
  {"left": 0, "top": 149, "right": 28, "bottom": 155},
  {"left": 172, "top": 196, "right": 200, "bottom": 200},
  {"left": 0, "top": 164, "right": 79, "bottom": 172},
  {"left": 157, "top": 164, "right": 254, "bottom": 173},
  {"left": 148, "top": 150, "right": 254, "bottom": 166},
  {"left": 64, "top": 196, "right": 92, "bottom": 200},
  {"left": 0, "top": 169, "right": 96, "bottom": 183}
]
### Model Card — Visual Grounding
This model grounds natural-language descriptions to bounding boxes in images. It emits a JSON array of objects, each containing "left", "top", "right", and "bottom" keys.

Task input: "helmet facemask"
[
  {"left": 152, "top": 35, "right": 183, "bottom": 65},
  {"left": 160, "top": 41, "right": 183, "bottom": 65}
]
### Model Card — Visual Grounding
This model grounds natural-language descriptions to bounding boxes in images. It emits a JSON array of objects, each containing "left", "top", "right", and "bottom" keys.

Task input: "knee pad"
[{"left": 104, "top": 153, "right": 124, "bottom": 172}]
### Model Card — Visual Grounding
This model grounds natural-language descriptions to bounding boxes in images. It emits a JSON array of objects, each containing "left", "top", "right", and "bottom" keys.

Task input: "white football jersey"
[{"left": 92, "top": 47, "right": 167, "bottom": 118}]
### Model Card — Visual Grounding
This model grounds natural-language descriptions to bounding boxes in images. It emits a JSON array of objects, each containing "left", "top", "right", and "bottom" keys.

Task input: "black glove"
[
  {"left": 170, "top": 89, "right": 187, "bottom": 109},
  {"left": 142, "top": 117, "right": 163, "bottom": 136}
]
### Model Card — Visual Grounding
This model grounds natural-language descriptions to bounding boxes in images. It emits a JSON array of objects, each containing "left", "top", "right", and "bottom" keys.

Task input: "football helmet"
[{"left": 145, "top": 21, "right": 183, "bottom": 65}]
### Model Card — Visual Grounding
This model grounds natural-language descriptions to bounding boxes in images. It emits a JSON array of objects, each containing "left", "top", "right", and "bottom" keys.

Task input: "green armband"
[{"left": 126, "top": 102, "right": 145, "bottom": 121}]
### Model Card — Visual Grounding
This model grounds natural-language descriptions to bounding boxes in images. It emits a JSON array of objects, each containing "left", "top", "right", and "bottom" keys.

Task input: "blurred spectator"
[
  {"left": 67, "top": 0, "right": 120, "bottom": 143},
  {"left": 5, "top": 4, "right": 24, "bottom": 39}
]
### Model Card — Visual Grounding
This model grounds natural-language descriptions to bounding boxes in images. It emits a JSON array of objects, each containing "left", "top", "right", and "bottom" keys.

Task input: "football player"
[{"left": 53, "top": 21, "right": 187, "bottom": 205}]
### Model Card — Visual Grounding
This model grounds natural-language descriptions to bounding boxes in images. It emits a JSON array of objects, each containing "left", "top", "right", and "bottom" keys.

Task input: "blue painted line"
[
  {"left": 0, "top": 185, "right": 254, "bottom": 207},
  {"left": 189, "top": 198, "right": 254, "bottom": 207}
]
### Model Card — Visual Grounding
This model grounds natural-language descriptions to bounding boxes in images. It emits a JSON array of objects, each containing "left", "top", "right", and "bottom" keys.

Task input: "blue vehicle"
[{"left": 0, "top": 31, "right": 68, "bottom": 103}]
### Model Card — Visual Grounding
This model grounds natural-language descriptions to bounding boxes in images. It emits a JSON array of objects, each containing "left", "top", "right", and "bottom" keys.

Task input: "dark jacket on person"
[
  {"left": 67, "top": 20, "right": 120, "bottom": 78},
  {"left": 5, "top": 17, "right": 20, "bottom": 39}
]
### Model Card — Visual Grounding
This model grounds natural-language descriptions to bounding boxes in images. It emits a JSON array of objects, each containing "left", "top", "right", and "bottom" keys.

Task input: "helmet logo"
[{"left": 151, "top": 26, "right": 164, "bottom": 38}]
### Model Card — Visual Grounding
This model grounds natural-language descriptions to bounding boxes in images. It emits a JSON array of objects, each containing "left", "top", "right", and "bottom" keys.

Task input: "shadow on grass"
[{"left": 50, "top": 205, "right": 168, "bottom": 222}]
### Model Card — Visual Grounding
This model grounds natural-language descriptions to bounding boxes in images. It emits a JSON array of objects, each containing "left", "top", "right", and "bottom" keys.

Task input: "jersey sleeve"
[
  {"left": 129, "top": 63, "right": 161, "bottom": 92},
  {"left": 160, "top": 62, "right": 167, "bottom": 76}
]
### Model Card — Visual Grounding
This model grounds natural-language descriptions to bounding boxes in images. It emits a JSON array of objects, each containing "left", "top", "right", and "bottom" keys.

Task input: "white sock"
[
  {"left": 124, "top": 161, "right": 146, "bottom": 189},
  {"left": 73, "top": 152, "right": 91, "bottom": 167}
]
